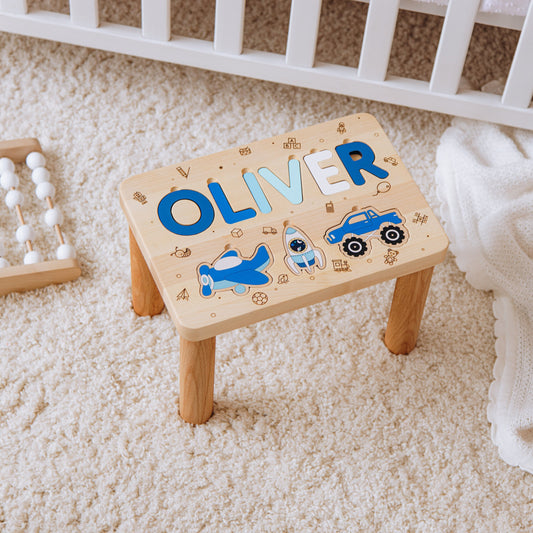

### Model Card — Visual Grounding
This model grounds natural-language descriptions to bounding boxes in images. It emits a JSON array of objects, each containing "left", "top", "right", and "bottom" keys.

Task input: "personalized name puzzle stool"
[{"left": 120, "top": 113, "right": 448, "bottom": 424}]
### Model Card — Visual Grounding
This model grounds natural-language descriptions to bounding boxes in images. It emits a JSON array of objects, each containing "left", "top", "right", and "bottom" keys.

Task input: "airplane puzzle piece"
[{"left": 197, "top": 244, "right": 272, "bottom": 297}]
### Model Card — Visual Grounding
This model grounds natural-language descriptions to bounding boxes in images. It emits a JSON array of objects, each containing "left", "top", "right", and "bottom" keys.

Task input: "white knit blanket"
[{"left": 436, "top": 118, "right": 533, "bottom": 473}]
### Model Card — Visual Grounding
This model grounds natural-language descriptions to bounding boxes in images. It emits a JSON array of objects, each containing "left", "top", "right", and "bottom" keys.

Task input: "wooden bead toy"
[
  {"left": 32, "top": 167, "right": 50, "bottom": 184},
  {"left": 0, "top": 158, "right": 15, "bottom": 174},
  {"left": 1, "top": 170, "right": 19, "bottom": 190},
  {"left": 0, "top": 138, "right": 81, "bottom": 296},
  {"left": 0, "top": 241, "right": 8, "bottom": 268},
  {"left": 26, "top": 151, "right": 46, "bottom": 170},
  {"left": 120, "top": 113, "right": 449, "bottom": 424}
]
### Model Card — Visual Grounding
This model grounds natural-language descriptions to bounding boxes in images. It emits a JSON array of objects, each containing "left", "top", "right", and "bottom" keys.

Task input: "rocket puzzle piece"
[
  {"left": 283, "top": 226, "right": 325, "bottom": 275},
  {"left": 197, "top": 244, "right": 272, "bottom": 297}
]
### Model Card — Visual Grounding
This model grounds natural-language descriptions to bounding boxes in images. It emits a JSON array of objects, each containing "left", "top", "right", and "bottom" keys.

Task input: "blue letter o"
[{"left": 157, "top": 189, "right": 215, "bottom": 236}]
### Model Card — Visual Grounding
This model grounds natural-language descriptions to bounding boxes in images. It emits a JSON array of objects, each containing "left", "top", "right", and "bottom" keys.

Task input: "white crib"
[{"left": 0, "top": 0, "right": 531, "bottom": 130}]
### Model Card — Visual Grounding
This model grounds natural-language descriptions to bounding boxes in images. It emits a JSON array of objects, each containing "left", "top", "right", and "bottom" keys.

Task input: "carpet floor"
[{"left": 0, "top": 1, "right": 532, "bottom": 531}]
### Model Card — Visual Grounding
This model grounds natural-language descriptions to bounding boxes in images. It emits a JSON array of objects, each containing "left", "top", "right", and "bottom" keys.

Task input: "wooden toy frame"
[
  {"left": 0, "top": 138, "right": 81, "bottom": 296},
  {"left": 120, "top": 113, "right": 448, "bottom": 424}
]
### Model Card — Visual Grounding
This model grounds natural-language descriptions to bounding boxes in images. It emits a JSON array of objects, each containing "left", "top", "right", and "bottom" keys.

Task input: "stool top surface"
[{"left": 120, "top": 113, "right": 448, "bottom": 341}]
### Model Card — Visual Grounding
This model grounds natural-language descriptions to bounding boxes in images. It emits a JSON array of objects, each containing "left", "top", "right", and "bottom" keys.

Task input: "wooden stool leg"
[
  {"left": 384, "top": 267, "right": 434, "bottom": 355},
  {"left": 129, "top": 228, "right": 165, "bottom": 316},
  {"left": 179, "top": 336, "right": 216, "bottom": 424}
]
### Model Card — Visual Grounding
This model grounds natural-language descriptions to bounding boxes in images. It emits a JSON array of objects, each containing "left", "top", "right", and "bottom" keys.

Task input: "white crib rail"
[
  {"left": 502, "top": 4, "right": 533, "bottom": 109},
  {"left": 214, "top": 0, "right": 245, "bottom": 55},
  {"left": 286, "top": 0, "right": 322, "bottom": 68},
  {"left": 0, "top": 0, "right": 26, "bottom": 14},
  {"left": 69, "top": 0, "right": 98, "bottom": 29},
  {"left": 0, "top": 0, "right": 531, "bottom": 130},
  {"left": 358, "top": 0, "right": 400, "bottom": 82},
  {"left": 141, "top": 0, "right": 170, "bottom": 42},
  {"left": 429, "top": 0, "right": 481, "bottom": 95}
]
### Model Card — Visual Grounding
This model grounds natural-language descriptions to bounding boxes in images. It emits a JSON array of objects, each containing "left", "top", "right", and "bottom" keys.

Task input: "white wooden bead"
[
  {"left": 36, "top": 181, "right": 55, "bottom": 200},
  {"left": 56, "top": 243, "right": 76, "bottom": 260},
  {"left": 31, "top": 167, "right": 50, "bottom": 184},
  {"left": 5, "top": 189, "right": 24, "bottom": 208},
  {"left": 24, "top": 250, "right": 42, "bottom": 264},
  {"left": 15, "top": 224, "right": 35, "bottom": 243},
  {"left": 0, "top": 257, "right": 9, "bottom": 268},
  {"left": 26, "top": 152, "right": 46, "bottom": 170},
  {"left": 0, "top": 170, "right": 19, "bottom": 190},
  {"left": 44, "top": 208, "right": 63, "bottom": 227},
  {"left": 0, "top": 157, "right": 15, "bottom": 173}
]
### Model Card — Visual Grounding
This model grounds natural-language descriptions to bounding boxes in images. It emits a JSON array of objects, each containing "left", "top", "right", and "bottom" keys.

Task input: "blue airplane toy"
[{"left": 197, "top": 244, "right": 272, "bottom": 297}]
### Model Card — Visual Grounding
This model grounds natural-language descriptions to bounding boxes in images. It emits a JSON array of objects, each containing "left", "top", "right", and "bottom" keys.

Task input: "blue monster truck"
[{"left": 325, "top": 208, "right": 406, "bottom": 257}]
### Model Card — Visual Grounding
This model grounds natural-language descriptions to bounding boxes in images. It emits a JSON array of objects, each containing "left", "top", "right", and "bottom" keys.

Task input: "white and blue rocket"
[{"left": 283, "top": 226, "right": 325, "bottom": 275}]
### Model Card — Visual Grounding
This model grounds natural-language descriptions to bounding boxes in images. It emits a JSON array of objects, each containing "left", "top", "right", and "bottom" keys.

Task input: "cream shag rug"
[{"left": 0, "top": 0, "right": 532, "bottom": 531}]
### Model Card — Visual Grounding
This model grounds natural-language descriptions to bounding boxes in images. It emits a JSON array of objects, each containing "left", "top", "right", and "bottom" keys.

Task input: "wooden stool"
[{"left": 120, "top": 113, "right": 448, "bottom": 424}]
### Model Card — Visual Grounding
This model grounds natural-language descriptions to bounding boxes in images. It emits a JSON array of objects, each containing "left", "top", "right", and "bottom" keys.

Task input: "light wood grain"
[
  {"left": 0, "top": 258, "right": 81, "bottom": 296},
  {"left": 129, "top": 229, "right": 165, "bottom": 316},
  {"left": 120, "top": 113, "right": 448, "bottom": 341},
  {"left": 179, "top": 336, "right": 216, "bottom": 424},
  {"left": 384, "top": 266, "right": 434, "bottom": 354},
  {"left": 0, "top": 138, "right": 42, "bottom": 162}
]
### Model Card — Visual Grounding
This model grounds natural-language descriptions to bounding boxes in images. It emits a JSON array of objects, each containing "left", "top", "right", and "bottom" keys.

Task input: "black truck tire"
[
  {"left": 342, "top": 236, "right": 368, "bottom": 257},
  {"left": 380, "top": 225, "right": 405, "bottom": 245}
]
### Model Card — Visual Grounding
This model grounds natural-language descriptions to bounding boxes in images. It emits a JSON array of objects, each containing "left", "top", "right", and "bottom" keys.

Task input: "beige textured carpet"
[{"left": 1, "top": 1, "right": 532, "bottom": 531}]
